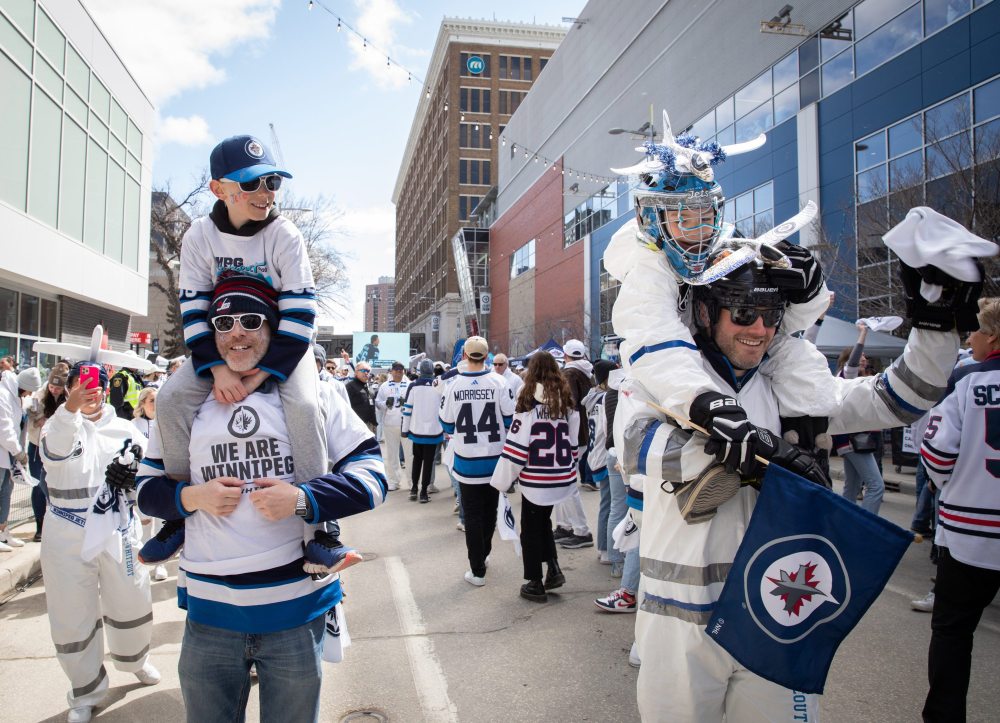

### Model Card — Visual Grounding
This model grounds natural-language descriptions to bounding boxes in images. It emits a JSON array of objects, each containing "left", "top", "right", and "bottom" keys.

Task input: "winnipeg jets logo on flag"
[
  {"left": 746, "top": 537, "right": 849, "bottom": 641},
  {"left": 707, "top": 464, "right": 911, "bottom": 694}
]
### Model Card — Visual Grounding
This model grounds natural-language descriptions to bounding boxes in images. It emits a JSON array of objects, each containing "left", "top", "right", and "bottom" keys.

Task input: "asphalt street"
[{"left": 0, "top": 458, "right": 998, "bottom": 722}]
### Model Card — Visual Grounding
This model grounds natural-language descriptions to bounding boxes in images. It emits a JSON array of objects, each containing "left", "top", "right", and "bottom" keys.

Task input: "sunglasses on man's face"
[
  {"left": 227, "top": 174, "right": 283, "bottom": 193},
  {"left": 357, "top": 368, "right": 370, "bottom": 374},
  {"left": 727, "top": 306, "right": 784, "bottom": 328},
  {"left": 211, "top": 313, "right": 266, "bottom": 333}
]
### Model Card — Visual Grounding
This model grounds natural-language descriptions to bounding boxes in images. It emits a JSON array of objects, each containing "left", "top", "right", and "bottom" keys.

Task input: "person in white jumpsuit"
[
  {"left": 619, "top": 250, "right": 969, "bottom": 722},
  {"left": 40, "top": 362, "right": 159, "bottom": 723}
]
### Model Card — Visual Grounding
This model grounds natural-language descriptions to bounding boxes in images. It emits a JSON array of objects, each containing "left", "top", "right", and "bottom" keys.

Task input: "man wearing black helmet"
[{"left": 621, "top": 247, "right": 979, "bottom": 721}]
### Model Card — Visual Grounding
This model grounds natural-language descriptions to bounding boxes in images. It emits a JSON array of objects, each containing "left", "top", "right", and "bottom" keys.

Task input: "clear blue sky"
[{"left": 83, "top": 0, "right": 582, "bottom": 331}]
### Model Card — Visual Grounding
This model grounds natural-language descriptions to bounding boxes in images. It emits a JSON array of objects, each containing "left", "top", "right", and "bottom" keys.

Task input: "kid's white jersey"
[
  {"left": 921, "top": 355, "right": 1000, "bottom": 571},
  {"left": 439, "top": 370, "right": 515, "bottom": 484},
  {"left": 491, "top": 404, "right": 580, "bottom": 506}
]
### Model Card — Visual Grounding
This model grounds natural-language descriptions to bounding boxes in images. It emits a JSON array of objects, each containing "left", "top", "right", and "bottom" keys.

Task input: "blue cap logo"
[
  {"left": 466, "top": 55, "right": 485, "bottom": 74},
  {"left": 245, "top": 139, "right": 264, "bottom": 159}
]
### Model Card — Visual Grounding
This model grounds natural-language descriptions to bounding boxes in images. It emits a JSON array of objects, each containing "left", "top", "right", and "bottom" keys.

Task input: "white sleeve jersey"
[
  {"left": 402, "top": 378, "right": 444, "bottom": 445},
  {"left": 492, "top": 405, "right": 580, "bottom": 506},
  {"left": 585, "top": 390, "right": 608, "bottom": 480},
  {"left": 920, "top": 357, "right": 1000, "bottom": 571},
  {"left": 439, "top": 370, "right": 515, "bottom": 484}
]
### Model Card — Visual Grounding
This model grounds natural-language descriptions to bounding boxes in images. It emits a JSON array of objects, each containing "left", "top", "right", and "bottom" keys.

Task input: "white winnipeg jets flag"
[
  {"left": 322, "top": 600, "right": 352, "bottom": 663},
  {"left": 496, "top": 493, "right": 522, "bottom": 557},
  {"left": 81, "top": 483, "right": 131, "bottom": 563}
]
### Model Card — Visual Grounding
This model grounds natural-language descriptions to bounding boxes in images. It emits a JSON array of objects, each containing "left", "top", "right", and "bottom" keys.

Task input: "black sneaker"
[
  {"left": 419, "top": 491, "right": 430, "bottom": 503},
  {"left": 559, "top": 532, "right": 594, "bottom": 549},
  {"left": 552, "top": 526, "right": 573, "bottom": 541},
  {"left": 544, "top": 560, "right": 565, "bottom": 590},
  {"left": 520, "top": 580, "right": 547, "bottom": 602},
  {"left": 409, "top": 489, "right": 418, "bottom": 501},
  {"left": 138, "top": 519, "right": 185, "bottom": 564}
]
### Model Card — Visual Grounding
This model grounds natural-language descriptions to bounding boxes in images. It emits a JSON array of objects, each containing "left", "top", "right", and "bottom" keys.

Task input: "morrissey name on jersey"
[
  {"left": 453, "top": 388, "right": 496, "bottom": 401},
  {"left": 201, "top": 436, "right": 295, "bottom": 482}
]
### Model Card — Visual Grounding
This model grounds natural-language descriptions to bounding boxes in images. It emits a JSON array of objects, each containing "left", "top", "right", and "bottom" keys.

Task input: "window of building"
[
  {"left": 853, "top": 76, "right": 1000, "bottom": 316},
  {"left": 459, "top": 122, "right": 492, "bottom": 149},
  {"left": 540, "top": 57, "right": 549, "bottom": 72},
  {"left": 854, "top": 3, "right": 922, "bottom": 77},
  {"left": 510, "top": 239, "right": 536, "bottom": 279},
  {"left": 0, "top": 286, "right": 59, "bottom": 370},
  {"left": 459, "top": 158, "right": 491, "bottom": 186},
  {"left": 564, "top": 185, "right": 616, "bottom": 247},
  {"left": 460, "top": 86, "right": 491, "bottom": 114},
  {"left": 459, "top": 195, "right": 482, "bottom": 221},
  {"left": 599, "top": 260, "right": 621, "bottom": 345},
  {"left": 460, "top": 52, "right": 491, "bottom": 78},
  {"left": 499, "top": 54, "right": 533, "bottom": 81},
  {"left": 498, "top": 90, "right": 526, "bottom": 115},
  {"left": 726, "top": 181, "right": 774, "bottom": 238}
]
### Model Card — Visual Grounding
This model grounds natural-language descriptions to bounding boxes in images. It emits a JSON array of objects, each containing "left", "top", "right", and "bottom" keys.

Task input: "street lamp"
[{"left": 608, "top": 121, "right": 657, "bottom": 143}]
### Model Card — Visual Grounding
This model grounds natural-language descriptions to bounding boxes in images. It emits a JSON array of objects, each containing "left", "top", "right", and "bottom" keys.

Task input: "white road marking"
[{"left": 384, "top": 556, "right": 458, "bottom": 722}]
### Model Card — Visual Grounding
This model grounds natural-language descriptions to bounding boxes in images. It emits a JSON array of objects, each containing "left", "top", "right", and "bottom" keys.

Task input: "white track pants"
[
  {"left": 383, "top": 424, "right": 405, "bottom": 487},
  {"left": 553, "top": 486, "right": 590, "bottom": 535},
  {"left": 41, "top": 510, "right": 152, "bottom": 709}
]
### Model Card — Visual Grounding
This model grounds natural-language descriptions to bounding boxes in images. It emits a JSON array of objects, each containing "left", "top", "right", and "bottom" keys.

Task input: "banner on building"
[
  {"left": 352, "top": 331, "right": 411, "bottom": 369},
  {"left": 479, "top": 289, "right": 492, "bottom": 314}
]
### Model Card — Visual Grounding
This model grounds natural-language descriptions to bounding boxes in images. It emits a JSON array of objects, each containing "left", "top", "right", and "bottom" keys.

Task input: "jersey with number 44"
[{"left": 439, "top": 370, "right": 515, "bottom": 484}]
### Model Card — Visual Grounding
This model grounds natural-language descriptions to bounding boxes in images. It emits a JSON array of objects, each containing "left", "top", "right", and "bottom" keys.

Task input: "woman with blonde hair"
[{"left": 491, "top": 351, "right": 580, "bottom": 602}]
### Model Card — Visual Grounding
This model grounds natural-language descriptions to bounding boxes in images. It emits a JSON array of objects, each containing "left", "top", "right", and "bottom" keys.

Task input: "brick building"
[
  {"left": 363, "top": 276, "right": 395, "bottom": 332},
  {"left": 392, "top": 18, "right": 565, "bottom": 358}
]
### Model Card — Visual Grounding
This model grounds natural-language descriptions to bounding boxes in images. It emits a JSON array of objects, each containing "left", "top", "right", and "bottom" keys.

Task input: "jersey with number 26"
[{"left": 439, "top": 370, "right": 516, "bottom": 484}]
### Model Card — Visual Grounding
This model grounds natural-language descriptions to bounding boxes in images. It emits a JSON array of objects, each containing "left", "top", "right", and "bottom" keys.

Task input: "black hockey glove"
[
  {"left": 768, "top": 240, "right": 824, "bottom": 305},
  {"left": 690, "top": 392, "right": 756, "bottom": 477},
  {"left": 900, "top": 260, "right": 983, "bottom": 333},
  {"left": 105, "top": 444, "right": 142, "bottom": 493},
  {"left": 751, "top": 427, "right": 831, "bottom": 488}
]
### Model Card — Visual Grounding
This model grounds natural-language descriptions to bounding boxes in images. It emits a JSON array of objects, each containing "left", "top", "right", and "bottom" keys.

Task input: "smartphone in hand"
[{"left": 79, "top": 364, "right": 101, "bottom": 390}]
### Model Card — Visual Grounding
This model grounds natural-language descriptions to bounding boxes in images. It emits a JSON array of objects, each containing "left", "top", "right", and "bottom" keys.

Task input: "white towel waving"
[
  {"left": 612, "top": 511, "right": 640, "bottom": 553},
  {"left": 496, "top": 493, "right": 522, "bottom": 557},
  {"left": 857, "top": 315, "right": 903, "bottom": 332},
  {"left": 882, "top": 206, "right": 997, "bottom": 301}
]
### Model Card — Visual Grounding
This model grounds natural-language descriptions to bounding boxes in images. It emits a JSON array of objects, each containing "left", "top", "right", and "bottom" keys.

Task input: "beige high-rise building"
[{"left": 392, "top": 18, "right": 565, "bottom": 357}]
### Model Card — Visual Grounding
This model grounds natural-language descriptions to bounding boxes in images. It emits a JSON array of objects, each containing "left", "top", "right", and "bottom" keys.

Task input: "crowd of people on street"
[{"left": 1, "top": 128, "right": 997, "bottom": 723}]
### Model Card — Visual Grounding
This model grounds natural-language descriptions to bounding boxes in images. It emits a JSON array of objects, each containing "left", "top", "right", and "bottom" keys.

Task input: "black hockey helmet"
[{"left": 692, "top": 249, "right": 787, "bottom": 332}]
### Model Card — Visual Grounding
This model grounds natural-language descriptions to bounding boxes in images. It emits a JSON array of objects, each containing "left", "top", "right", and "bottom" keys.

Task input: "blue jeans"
[
  {"left": 841, "top": 450, "right": 884, "bottom": 515},
  {"left": 622, "top": 546, "right": 640, "bottom": 595},
  {"left": 597, "top": 473, "right": 611, "bottom": 553},
  {"left": 912, "top": 460, "right": 935, "bottom": 533},
  {"left": 605, "top": 451, "right": 627, "bottom": 565},
  {"left": 178, "top": 616, "right": 325, "bottom": 723},
  {"left": 0, "top": 468, "right": 12, "bottom": 525},
  {"left": 449, "top": 468, "right": 464, "bottom": 524}
]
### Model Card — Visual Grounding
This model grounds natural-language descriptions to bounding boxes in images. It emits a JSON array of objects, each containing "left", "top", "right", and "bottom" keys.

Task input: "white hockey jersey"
[
  {"left": 375, "top": 378, "right": 409, "bottom": 427},
  {"left": 491, "top": 404, "right": 580, "bottom": 506},
  {"left": 921, "top": 354, "right": 1000, "bottom": 571},
  {"left": 439, "top": 370, "right": 515, "bottom": 484},
  {"left": 402, "top": 378, "right": 444, "bottom": 445},
  {"left": 584, "top": 388, "right": 608, "bottom": 481}
]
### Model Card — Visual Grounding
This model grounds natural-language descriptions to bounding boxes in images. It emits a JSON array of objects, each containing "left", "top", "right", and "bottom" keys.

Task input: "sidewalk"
[
  {"left": 0, "top": 522, "right": 41, "bottom": 603},
  {"left": 0, "top": 456, "right": 919, "bottom": 601}
]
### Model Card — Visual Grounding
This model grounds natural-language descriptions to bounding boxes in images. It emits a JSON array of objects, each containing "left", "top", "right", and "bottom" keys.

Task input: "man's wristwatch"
[{"left": 295, "top": 488, "right": 309, "bottom": 518}]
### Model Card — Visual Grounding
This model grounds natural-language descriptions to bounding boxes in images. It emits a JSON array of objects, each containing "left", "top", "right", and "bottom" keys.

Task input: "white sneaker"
[
  {"left": 427, "top": 484, "right": 440, "bottom": 494},
  {"left": 464, "top": 570, "right": 486, "bottom": 587},
  {"left": 911, "top": 591, "right": 935, "bottom": 612},
  {"left": 599, "top": 550, "right": 611, "bottom": 564},
  {"left": 67, "top": 705, "right": 93, "bottom": 723},
  {"left": 0, "top": 531, "right": 24, "bottom": 548},
  {"left": 0, "top": 540, "right": 12, "bottom": 553},
  {"left": 153, "top": 565, "right": 168, "bottom": 581},
  {"left": 456, "top": 521, "right": 465, "bottom": 531},
  {"left": 628, "top": 640, "right": 641, "bottom": 668},
  {"left": 135, "top": 662, "right": 161, "bottom": 685},
  {"left": 387, "top": 482, "right": 400, "bottom": 491}
]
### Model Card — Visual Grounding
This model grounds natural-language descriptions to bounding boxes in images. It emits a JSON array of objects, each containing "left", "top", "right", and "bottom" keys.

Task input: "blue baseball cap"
[{"left": 209, "top": 135, "right": 292, "bottom": 183}]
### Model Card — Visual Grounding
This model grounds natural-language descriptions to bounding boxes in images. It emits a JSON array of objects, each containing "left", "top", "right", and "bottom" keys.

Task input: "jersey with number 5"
[
  {"left": 920, "top": 356, "right": 1000, "bottom": 570},
  {"left": 492, "top": 405, "right": 580, "bottom": 506},
  {"left": 439, "top": 370, "right": 515, "bottom": 484}
]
